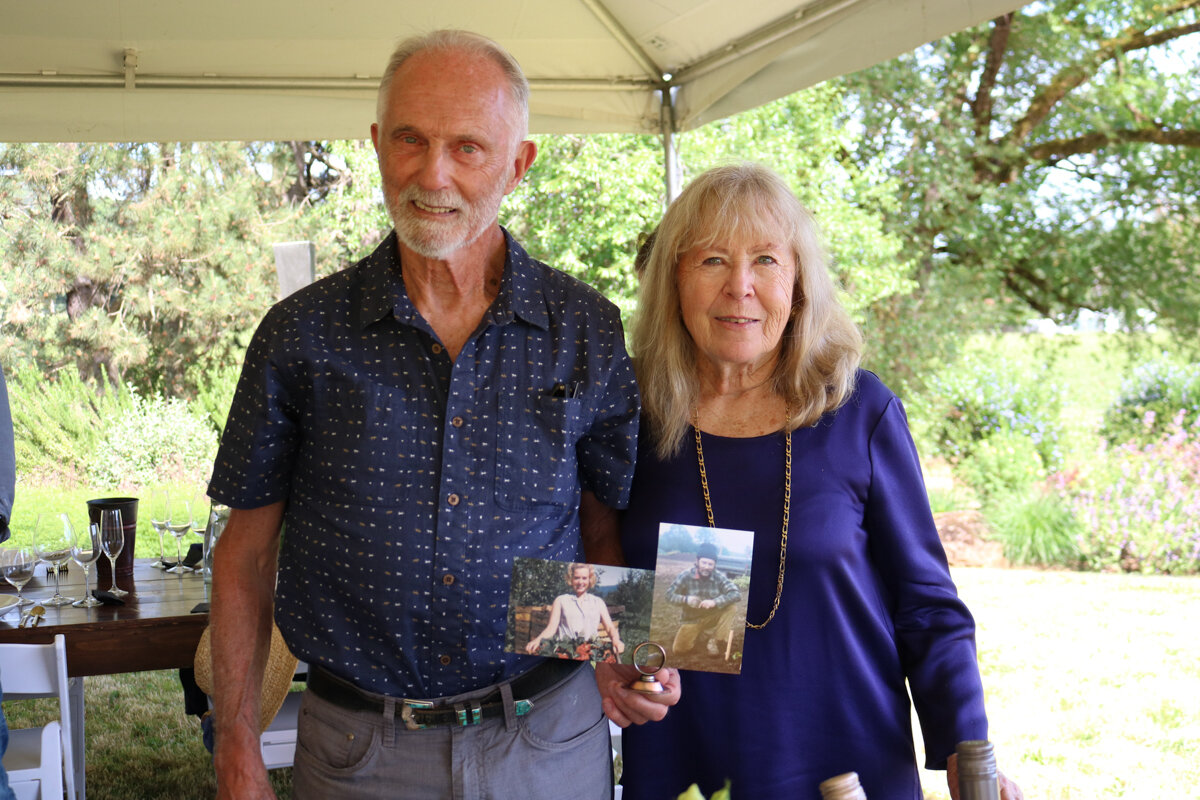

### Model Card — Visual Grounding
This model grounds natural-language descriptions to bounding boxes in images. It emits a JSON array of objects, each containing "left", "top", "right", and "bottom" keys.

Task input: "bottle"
[
  {"left": 956, "top": 740, "right": 1000, "bottom": 800},
  {"left": 818, "top": 771, "right": 867, "bottom": 800}
]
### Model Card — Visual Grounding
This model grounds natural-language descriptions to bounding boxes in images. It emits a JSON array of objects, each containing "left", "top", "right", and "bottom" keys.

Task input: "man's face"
[
  {"left": 370, "top": 48, "right": 535, "bottom": 260},
  {"left": 696, "top": 557, "right": 716, "bottom": 578},
  {"left": 571, "top": 568, "right": 590, "bottom": 595}
]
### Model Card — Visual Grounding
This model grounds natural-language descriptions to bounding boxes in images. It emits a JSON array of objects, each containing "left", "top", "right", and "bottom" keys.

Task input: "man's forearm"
[
  {"left": 210, "top": 502, "right": 284, "bottom": 797},
  {"left": 579, "top": 490, "right": 624, "bottom": 565}
]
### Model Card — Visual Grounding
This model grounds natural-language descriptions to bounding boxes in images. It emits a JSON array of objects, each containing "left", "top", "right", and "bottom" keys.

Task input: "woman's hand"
[
  {"left": 524, "top": 636, "right": 543, "bottom": 655},
  {"left": 594, "top": 662, "right": 680, "bottom": 726},
  {"left": 946, "top": 754, "right": 1024, "bottom": 800}
]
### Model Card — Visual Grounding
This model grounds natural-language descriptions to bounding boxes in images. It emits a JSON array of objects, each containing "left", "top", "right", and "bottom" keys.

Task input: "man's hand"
[
  {"left": 214, "top": 731, "right": 278, "bottom": 800},
  {"left": 698, "top": 599, "right": 716, "bottom": 609},
  {"left": 594, "top": 662, "right": 680, "bottom": 727}
]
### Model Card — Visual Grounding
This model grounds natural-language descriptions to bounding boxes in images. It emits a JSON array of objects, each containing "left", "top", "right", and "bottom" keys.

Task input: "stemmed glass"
[
  {"left": 1, "top": 544, "right": 37, "bottom": 606},
  {"left": 71, "top": 518, "right": 104, "bottom": 608},
  {"left": 33, "top": 513, "right": 75, "bottom": 606},
  {"left": 166, "top": 493, "right": 195, "bottom": 574},
  {"left": 99, "top": 508, "right": 129, "bottom": 597},
  {"left": 148, "top": 487, "right": 171, "bottom": 570}
]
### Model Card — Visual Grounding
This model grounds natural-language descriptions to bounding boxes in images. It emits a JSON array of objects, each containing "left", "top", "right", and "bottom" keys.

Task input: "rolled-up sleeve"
[{"left": 208, "top": 307, "right": 303, "bottom": 509}]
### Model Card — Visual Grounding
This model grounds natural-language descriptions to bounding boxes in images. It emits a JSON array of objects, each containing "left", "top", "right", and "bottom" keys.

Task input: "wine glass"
[
  {"left": 1, "top": 543, "right": 37, "bottom": 606},
  {"left": 33, "top": 513, "right": 75, "bottom": 606},
  {"left": 148, "top": 487, "right": 170, "bottom": 570},
  {"left": 71, "top": 518, "right": 104, "bottom": 608},
  {"left": 166, "top": 493, "right": 195, "bottom": 574},
  {"left": 99, "top": 508, "right": 130, "bottom": 597}
]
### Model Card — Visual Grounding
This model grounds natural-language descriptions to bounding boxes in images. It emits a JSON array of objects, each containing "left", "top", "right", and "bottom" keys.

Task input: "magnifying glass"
[{"left": 628, "top": 641, "right": 667, "bottom": 694}]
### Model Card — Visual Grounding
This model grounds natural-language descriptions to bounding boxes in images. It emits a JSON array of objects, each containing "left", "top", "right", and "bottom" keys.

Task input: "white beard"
[{"left": 385, "top": 182, "right": 506, "bottom": 260}]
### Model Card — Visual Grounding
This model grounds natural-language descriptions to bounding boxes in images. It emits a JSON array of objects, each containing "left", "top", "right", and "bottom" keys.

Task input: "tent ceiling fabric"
[{"left": 1, "top": 0, "right": 1025, "bottom": 143}]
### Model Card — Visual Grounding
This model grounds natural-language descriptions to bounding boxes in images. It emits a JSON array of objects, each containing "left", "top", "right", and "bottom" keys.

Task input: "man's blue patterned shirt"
[{"left": 209, "top": 229, "right": 639, "bottom": 697}]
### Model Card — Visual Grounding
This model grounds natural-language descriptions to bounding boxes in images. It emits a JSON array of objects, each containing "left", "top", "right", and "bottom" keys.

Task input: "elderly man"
[
  {"left": 208, "top": 30, "right": 676, "bottom": 800},
  {"left": 666, "top": 543, "right": 741, "bottom": 657}
]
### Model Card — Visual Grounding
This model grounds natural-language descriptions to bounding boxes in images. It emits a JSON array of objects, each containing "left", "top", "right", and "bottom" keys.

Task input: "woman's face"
[
  {"left": 676, "top": 223, "right": 796, "bottom": 378},
  {"left": 571, "top": 568, "right": 590, "bottom": 595}
]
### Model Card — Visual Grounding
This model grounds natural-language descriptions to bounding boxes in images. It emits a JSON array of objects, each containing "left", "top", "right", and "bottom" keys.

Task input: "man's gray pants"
[{"left": 293, "top": 662, "right": 613, "bottom": 799}]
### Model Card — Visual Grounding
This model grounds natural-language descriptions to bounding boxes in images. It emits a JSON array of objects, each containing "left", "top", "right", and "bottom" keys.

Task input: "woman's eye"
[{"left": 756, "top": 254, "right": 778, "bottom": 265}]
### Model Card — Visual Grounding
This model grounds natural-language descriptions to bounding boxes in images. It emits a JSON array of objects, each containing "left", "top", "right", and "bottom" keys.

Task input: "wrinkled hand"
[
  {"left": 594, "top": 662, "right": 680, "bottom": 727},
  {"left": 214, "top": 742, "right": 277, "bottom": 800},
  {"left": 946, "top": 755, "right": 1024, "bottom": 800}
]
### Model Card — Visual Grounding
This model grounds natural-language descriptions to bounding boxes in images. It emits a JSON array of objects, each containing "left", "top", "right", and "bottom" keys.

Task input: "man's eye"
[{"left": 461, "top": 144, "right": 478, "bottom": 154}]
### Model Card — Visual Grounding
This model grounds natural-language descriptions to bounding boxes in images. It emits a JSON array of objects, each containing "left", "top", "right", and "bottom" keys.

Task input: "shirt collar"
[{"left": 354, "top": 228, "right": 550, "bottom": 332}]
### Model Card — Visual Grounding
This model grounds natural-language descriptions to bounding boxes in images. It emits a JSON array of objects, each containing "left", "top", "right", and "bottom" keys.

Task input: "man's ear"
[
  {"left": 504, "top": 139, "right": 537, "bottom": 194},
  {"left": 370, "top": 122, "right": 380, "bottom": 154}
]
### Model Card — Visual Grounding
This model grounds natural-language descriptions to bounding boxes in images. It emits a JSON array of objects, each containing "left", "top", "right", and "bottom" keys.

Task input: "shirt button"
[
  {"left": 450, "top": 416, "right": 464, "bottom": 428},
  {"left": 442, "top": 574, "right": 455, "bottom": 586},
  {"left": 439, "top": 655, "right": 452, "bottom": 666},
  {"left": 431, "top": 343, "right": 443, "bottom": 354},
  {"left": 447, "top": 493, "right": 460, "bottom": 506}
]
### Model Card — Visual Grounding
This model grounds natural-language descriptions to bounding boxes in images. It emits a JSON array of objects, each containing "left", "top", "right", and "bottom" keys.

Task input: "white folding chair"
[
  {"left": 259, "top": 691, "right": 301, "bottom": 770},
  {"left": 1, "top": 633, "right": 80, "bottom": 800},
  {"left": 258, "top": 659, "right": 306, "bottom": 770}
]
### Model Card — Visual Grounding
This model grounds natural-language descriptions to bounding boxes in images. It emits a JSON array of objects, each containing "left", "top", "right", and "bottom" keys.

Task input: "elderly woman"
[
  {"left": 617, "top": 164, "right": 1021, "bottom": 799},
  {"left": 525, "top": 562, "right": 625, "bottom": 660}
]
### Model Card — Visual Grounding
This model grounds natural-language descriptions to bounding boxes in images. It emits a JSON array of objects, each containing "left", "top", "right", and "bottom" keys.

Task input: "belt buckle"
[{"left": 400, "top": 699, "right": 434, "bottom": 731}]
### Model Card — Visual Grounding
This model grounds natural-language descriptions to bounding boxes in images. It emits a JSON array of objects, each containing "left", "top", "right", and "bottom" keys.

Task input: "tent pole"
[{"left": 660, "top": 85, "right": 681, "bottom": 204}]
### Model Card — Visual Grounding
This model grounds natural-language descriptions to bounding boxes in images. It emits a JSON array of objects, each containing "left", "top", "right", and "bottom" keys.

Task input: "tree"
[
  {"left": 0, "top": 140, "right": 386, "bottom": 396},
  {"left": 505, "top": 83, "right": 913, "bottom": 330},
  {"left": 839, "top": 1, "right": 1200, "bottom": 387}
]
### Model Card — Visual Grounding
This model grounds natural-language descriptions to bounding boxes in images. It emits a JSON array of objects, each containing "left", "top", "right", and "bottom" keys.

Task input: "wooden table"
[
  {"left": 0, "top": 559, "right": 210, "bottom": 676},
  {"left": 1, "top": 559, "right": 211, "bottom": 799}
]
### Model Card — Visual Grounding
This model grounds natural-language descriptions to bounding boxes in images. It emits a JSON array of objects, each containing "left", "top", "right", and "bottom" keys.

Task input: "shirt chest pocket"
[{"left": 494, "top": 395, "right": 585, "bottom": 511}]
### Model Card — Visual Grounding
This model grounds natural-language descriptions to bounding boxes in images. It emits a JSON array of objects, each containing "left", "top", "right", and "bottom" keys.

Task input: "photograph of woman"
[
  {"left": 617, "top": 163, "right": 1022, "bottom": 799},
  {"left": 524, "top": 562, "right": 626, "bottom": 662}
]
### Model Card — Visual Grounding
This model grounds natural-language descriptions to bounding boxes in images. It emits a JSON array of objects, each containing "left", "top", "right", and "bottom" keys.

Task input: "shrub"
[
  {"left": 1100, "top": 360, "right": 1200, "bottom": 446},
  {"left": 985, "top": 489, "right": 1082, "bottom": 568},
  {"left": 7, "top": 364, "right": 135, "bottom": 481},
  {"left": 89, "top": 390, "right": 218, "bottom": 489},
  {"left": 1054, "top": 415, "right": 1200, "bottom": 574},
  {"left": 924, "top": 356, "right": 1064, "bottom": 480},
  {"left": 957, "top": 430, "right": 1046, "bottom": 503},
  {"left": 189, "top": 359, "right": 242, "bottom": 436}
]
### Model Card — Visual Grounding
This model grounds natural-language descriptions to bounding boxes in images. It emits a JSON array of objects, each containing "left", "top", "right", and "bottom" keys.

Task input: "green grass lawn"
[
  {"left": 6, "top": 567, "right": 1196, "bottom": 799},
  {"left": 917, "top": 567, "right": 1200, "bottom": 799},
  {"left": 4, "top": 481, "right": 204, "bottom": 560}
]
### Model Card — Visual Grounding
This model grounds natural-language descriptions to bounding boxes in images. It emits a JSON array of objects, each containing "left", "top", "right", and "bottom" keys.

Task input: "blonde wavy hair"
[
  {"left": 565, "top": 563, "right": 598, "bottom": 590},
  {"left": 632, "top": 162, "right": 863, "bottom": 459}
]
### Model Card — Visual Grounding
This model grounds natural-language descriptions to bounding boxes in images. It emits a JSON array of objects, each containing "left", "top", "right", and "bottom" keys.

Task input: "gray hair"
[{"left": 376, "top": 30, "right": 530, "bottom": 139}]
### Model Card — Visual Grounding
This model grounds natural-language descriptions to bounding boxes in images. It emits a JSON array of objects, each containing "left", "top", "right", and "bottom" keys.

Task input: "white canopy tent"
[{"left": 4, "top": 0, "right": 1024, "bottom": 148}]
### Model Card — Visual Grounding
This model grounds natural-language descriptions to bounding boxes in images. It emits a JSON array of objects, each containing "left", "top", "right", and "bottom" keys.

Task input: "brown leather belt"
[{"left": 307, "top": 659, "right": 581, "bottom": 730}]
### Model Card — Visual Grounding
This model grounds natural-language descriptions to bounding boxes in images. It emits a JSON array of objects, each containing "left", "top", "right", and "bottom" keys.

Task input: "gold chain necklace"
[{"left": 692, "top": 406, "right": 791, "bottom": 630}]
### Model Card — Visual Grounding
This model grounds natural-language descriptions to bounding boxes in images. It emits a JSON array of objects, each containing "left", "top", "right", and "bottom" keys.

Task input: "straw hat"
[{"left": 194, "top": 622, "right": 300, "bottom": 734}]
